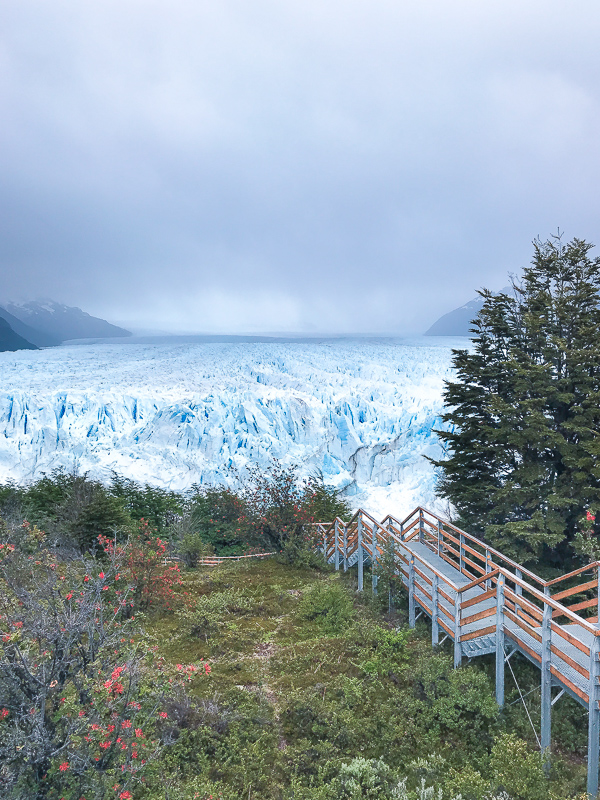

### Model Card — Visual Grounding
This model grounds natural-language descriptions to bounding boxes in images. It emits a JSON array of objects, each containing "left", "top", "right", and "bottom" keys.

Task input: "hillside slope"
[
  {"left": 425, "top": 295, "right": 484, "bottom": 336},
  {"left": 0, "top": 316, "right": 37, "bottom": 352},
  {"left": 0, "top": 305, "right": 59, "bottom": 347},
  {"left": 4, "top": 300, "right": 131, "bottom": 341},
  {"left": 425, "top": 287, "right": 512, "bottom": 336},
  {"left": 141, "top": 557, "right": 586, "bottom": 799}
]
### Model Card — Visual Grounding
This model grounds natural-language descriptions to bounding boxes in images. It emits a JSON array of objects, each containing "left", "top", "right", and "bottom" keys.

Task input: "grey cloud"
[{"left": 1, "top": 0, "right": 599, "bottom": 332}]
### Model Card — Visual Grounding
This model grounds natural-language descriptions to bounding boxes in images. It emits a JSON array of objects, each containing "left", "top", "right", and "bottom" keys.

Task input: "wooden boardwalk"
[{"left": 315, "top": 506, "right": 600, "bottom": 797}]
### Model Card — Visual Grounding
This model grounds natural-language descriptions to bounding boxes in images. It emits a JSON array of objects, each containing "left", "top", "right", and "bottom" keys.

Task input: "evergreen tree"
[{"left": 433, "top": 235, "right": 600, "bottom": 567}]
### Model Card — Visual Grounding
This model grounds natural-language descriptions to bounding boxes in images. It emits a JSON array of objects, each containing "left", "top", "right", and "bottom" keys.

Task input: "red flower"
[
  {"left": 587, "top": 510, "right": 596, "bottom": 522},
  {"left": 59, "top": 762, "right": 69, "bottom": 772}
]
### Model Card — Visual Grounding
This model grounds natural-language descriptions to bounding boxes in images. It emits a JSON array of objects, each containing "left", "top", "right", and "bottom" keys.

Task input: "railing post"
[
  {"left": 372, "top": 527, "right": 378, "bottom": 596},
  {"left": 408, "top": 557, "right": 415, "bottom": 628},
  {"left": 459, "top": 532, "right": 464, "bottom": 574},
  {"left": 431, "top": 574, "right": 439, "bottom": 646},
  {"left": 486, "top": 549, "right": 491, "bottom": 590},
  {"left": 437, "top": 518, "right": 441, "bottom": 557},
  {"left": 496, "top": 575, "right": 505, "bottom": 708},
  {"left": 343, "top": 524, "right": 348, "bottom": 572},
  {"left": 386, "top": 518, "right": 395, "bottom": 612},
  {"left": 357, "top": 516, "right": 364, "bottom": 592},
  {"left": 541, "top": 587, "right": 552, "bottom": 768},
  {"left": 515, "top": 568, "right": 523, "bottom": 616},
  {"left": 334, "top": 520, "right": 340, "bottom": 571},
  {"left": 587, "top": 634, "right": 600, "bottom": 798},
  {"left": 419, "top": 509, "right": 424, "bottom": 543},
  {"left": 454, "top": 590, "right": 462, "bottom": 668},
  {"left": 597, "top": 564, "right": 600, "bottom": 622},
  {"left": 323, "top": 530, "right": 327, "bottom": 559}
]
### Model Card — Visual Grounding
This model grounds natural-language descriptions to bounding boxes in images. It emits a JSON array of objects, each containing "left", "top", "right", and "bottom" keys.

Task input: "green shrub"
[
  {"left": 334, "top": 757, "right": 398, "bottom": 799},
  {"left": 109, "top": 473, "right": 184, "bottom": 534},
  {"left": 358, "top": 624, "right": 409, "bottom": 676},
  {"left": 297, "top": 580, "right": 354, "bottom": 633},
  {"left": 178, "top": 588, "right": 254, "bottom": 640},
  {"left": 404, "top": 653, "right": 499, "bottom": 757},
  {"left": 189, "top": 488, "right": 248, "bottom": 554},
  {"left": 441, "top": 763, "right": 490, "bottom": 800},
  {"left": 179, "top": 528, "right": 214, "bottom": 567},
  {"left": 489, "top": 733, "right": 549, "bottom": 800}
]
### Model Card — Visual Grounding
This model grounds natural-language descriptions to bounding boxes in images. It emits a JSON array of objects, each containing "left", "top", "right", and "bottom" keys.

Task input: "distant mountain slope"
[
  {"left": 425, "top": 287, "right": 511, "bottom": 336},
  {"left": 4, "top": 301, "right": 131, "bottom": 342},
  {"left": 424, "top": 296, "right": 484, "bottom": 336},
  {"left": 0, "top": 306, "right": 60, "bottom": 347},
  {"left": 0, "top": 316, "right": 38, "bottom": 352}
]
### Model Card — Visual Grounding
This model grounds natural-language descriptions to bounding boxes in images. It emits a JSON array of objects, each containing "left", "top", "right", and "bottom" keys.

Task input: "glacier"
[{"left": 0, "top": 337, "right": 466, "bottom": 519}]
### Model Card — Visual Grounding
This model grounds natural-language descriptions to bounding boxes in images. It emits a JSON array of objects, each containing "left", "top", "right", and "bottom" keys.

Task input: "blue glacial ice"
[{"left": 0, "top": 337, "right": 466, "bottom": 519}]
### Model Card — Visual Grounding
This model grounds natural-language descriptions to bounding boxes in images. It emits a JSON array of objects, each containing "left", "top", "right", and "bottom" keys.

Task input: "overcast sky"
[{"left": 1, "top": 1, "right": 599, "bottom": 334}]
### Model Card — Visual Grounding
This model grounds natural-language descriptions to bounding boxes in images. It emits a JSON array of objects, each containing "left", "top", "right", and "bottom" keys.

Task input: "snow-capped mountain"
[
  {"left": 0, "top": 338, "right": 461, "bottom": 518},
  {"left": 3, "top": 300, "right": 131, "bottom": 342}
]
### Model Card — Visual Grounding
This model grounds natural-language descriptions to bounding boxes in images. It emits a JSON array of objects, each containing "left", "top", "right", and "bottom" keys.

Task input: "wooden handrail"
[
  {"left": 457, "top": 568, "right": 500, "bottom": 594},
  {"left": 546, "top": 562, "right": 600, "bottom": 587}
]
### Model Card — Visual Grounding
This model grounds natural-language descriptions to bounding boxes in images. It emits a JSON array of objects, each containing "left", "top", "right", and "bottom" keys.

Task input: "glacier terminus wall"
[{"left": 0, "top": 337, "right": 464, "bottom": 518}]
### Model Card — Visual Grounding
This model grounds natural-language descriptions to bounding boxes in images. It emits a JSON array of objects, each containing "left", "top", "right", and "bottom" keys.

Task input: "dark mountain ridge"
[
  {"left": 0, "top": 306, "right": 60, "bottom": 347},
  {"left": 0, "top": 300, "right": 132, "bottom": 352},
  {"left": 0, "top": 316, "right": 38, "bottom": 351},
  {"left": 4, "top": 300, "right": 131, "bottom": 342}
]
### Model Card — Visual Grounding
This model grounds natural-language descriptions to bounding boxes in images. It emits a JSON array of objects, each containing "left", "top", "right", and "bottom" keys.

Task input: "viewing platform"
[{"left": 314, "top": 506, "right": 600, "bottom": 797}]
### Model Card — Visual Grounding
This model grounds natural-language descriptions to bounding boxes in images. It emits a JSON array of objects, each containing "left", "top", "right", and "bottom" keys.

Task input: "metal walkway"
[{"left": 315, "top": 506, "right": 600, "bottom": 797}]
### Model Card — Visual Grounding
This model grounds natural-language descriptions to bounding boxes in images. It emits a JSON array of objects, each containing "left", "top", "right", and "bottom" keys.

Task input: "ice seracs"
[{"left": 0, "top": 338, "right": 460, "bottom": 518}]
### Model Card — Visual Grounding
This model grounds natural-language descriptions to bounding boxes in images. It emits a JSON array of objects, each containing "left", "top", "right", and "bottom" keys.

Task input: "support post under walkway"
[
  {"left": 408, "top": 557, "right": 415, "bottom": 628},
  {"left": 454, "top": 591, "right": 462, "bottom": 668},
  {"left": 357, "top": 516, "right": 364, "bottom": 592},
  {"left": 541, "top": 589, "right": 552, "bottom": 768},
  {"left": 495, "top": 576, "right": 504, "bottom": 707},
  {"left": 588, "top": 635, "right": 600, "bottom": 798},
  {"left": 431, "top": 574, "right": 439, "bottom": 646}
]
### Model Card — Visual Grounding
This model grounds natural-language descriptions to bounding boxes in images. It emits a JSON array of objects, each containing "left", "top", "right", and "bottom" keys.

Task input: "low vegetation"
[{"left": 0, "top": 468, "right": 593, "bottom": 799}]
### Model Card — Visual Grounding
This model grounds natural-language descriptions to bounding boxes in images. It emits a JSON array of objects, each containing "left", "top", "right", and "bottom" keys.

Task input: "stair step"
[{"left": 462, "top": 634, "right": 496, "bottom": 658}]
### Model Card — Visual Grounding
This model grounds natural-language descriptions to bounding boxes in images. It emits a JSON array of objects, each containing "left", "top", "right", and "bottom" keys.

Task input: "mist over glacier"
[{"left": 0, "top": 338, "right": 463, "bottom": 518}]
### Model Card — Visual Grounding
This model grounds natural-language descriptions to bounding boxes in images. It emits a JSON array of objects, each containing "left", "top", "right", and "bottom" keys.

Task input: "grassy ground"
[{"left": 142, "top": 557, "right": 589, "bottom": 800}]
